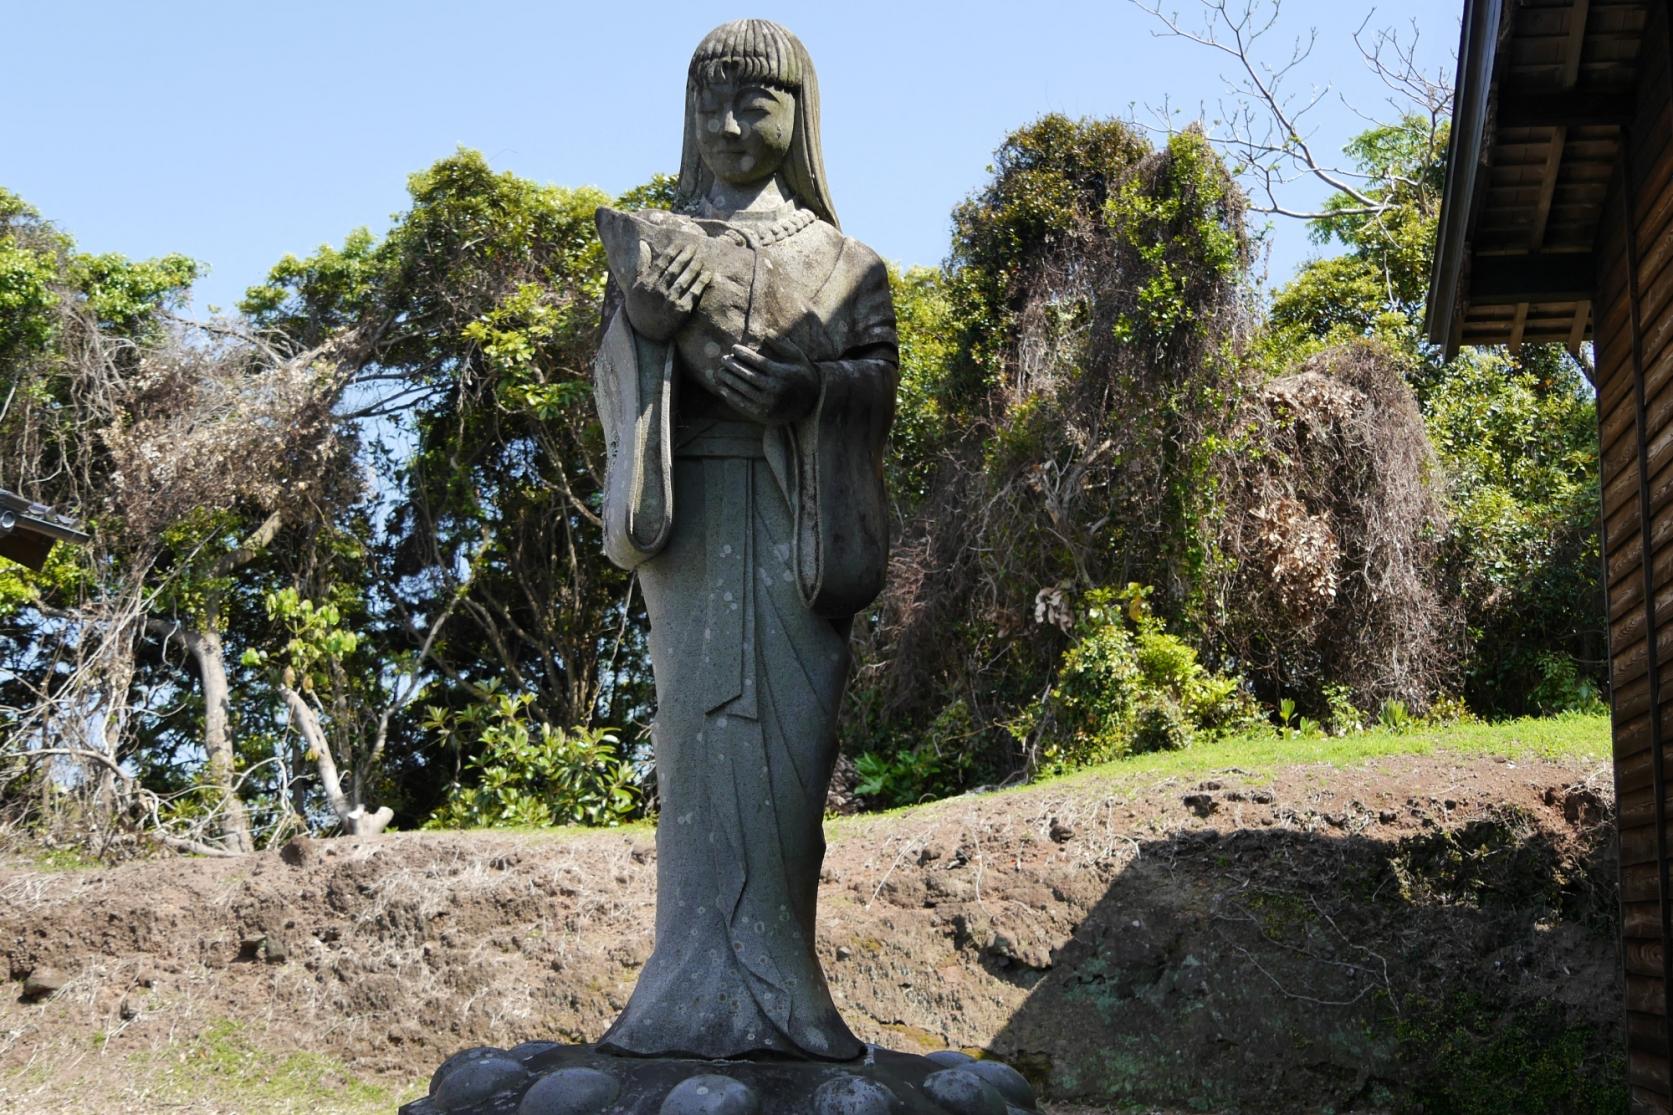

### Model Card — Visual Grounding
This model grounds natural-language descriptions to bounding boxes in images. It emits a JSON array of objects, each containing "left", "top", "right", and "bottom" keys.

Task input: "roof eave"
[{"left": 1426, "top": 0, "right": 1504, "bottom": 359}]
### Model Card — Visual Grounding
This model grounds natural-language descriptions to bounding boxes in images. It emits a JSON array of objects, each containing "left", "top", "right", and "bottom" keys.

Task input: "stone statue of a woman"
[
  {"left": 407, "top": 22, "right": 1042, "bottom": 1114},
  {"left": 591, "top": 19, "right": 896, "bottom": 1064}
]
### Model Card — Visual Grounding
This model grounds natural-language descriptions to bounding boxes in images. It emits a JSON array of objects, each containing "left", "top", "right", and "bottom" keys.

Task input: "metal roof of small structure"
[
  {"left": 1427, "top": 0, "right": 1649, "bottom": 357},
  {"left": 0, "top": 488, "right": 90, "bottom": 570}
]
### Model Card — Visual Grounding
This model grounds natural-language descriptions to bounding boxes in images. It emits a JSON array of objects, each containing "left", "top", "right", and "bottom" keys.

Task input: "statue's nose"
[{"left": 721, "top": 110, "right": 743, "bottom": 138}]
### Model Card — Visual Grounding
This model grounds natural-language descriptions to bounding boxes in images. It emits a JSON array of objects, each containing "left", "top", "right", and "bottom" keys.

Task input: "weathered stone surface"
[
  {"left": 657, "top": 1074, "right": 759, "bottom": 1115},
  {"left": 508, "top": 1041, "right": 563, "bottom": 1064},
  {"left": 963, "top": 1061, "right": 1034, "bottom": 1108},
  {"left": 809, "top": 1075, "right": 897, "bottom": 1115},
  {"left": 921, "top": 1069, "right": 1008, "bottom": 1115},
  {"left": 588, "top": 17, "right": 897, "bottom": 1067},
  {"left": 431, "top": 1047, "right": 510, "bottom": 1097},
  {"left": 434, "top": 1055, "right": 530, "bottom": 1113},
  {"left": 924, "top": 1050, "right": 975, "bottom": 1069},
  {"left": 399, "top": 1043, "right": 1037, "bottom": 1115},
  {"left": 516, "top": 1066, "right": 619, "bottom": 1115}
]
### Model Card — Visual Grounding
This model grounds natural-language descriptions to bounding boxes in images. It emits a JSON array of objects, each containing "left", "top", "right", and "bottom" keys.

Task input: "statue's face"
[{"left": 694, "top": 80, "right": 796, "bottom": 186}]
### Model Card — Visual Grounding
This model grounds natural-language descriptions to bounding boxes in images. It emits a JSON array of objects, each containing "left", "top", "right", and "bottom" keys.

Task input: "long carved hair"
[{"left": 677, "top": 19, "right": 840, "bottom": 229}]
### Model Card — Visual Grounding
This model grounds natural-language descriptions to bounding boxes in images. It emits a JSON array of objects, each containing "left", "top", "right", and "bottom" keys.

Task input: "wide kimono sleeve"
[
  {"left": 593, "top": 297, "right": 675, "bottom": 572},
  {"left": 788, "top": 239, "right": 899, "bottom": 618}
]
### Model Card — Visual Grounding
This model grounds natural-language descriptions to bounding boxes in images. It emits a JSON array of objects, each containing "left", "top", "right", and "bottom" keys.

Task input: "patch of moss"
[
  {"left": 142, "top": 1019, "right": 393, "bottom": 1112},
  {"left": 1000, "top": 1048, "right": 1054, "bottom": 1092},
  {"left": 1244, "top": 890, "right": 1312, "bottom": 938},
  {"left": 1394, "top": 993, "right": 1626, "bottom": 1115},
  {"left": 30, "top": 847, "right": 103, "bottom": 871},
  {"left": 1384, "top": 805, "right": 1615, "bottom": 930},
  {"left": 1084, "top": 1038, "right": 1237, "bottom": 1110},
  {"left": 876, "top": 1021, "right": 972, "bottom": 1055}
]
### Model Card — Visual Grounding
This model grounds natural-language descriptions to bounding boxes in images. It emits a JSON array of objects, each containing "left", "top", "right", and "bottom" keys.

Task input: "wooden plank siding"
[
  {"left": 1426, "top": 0, "right": 1673, "bottom": 1102},
  {"left": 1593, "top": 5, "right": 1673, "bottom": 1106}
]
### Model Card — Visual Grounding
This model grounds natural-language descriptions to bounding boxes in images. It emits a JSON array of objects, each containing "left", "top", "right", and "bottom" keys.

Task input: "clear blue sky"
[{"left": 3, "top": 0, "right": 1462, "bottom": 314}]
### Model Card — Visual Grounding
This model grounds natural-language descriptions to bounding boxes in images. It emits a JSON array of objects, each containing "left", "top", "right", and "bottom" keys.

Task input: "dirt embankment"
[{"left": 0, "top": 750, "right": 1623, "bottom": 1115}]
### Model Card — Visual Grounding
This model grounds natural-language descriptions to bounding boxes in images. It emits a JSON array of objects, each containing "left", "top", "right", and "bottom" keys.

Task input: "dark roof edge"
[
  {"left": 0, "top": 488, "right": 91, "bottom": 545},
  {"left": 1425, "top": 0, "right": 1504, "bottom": 358}
]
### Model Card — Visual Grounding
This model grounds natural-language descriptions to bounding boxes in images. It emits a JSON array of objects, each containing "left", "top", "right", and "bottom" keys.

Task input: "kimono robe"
[{"left": 591, "top": 204, "right": 897, "bottom": 1061}]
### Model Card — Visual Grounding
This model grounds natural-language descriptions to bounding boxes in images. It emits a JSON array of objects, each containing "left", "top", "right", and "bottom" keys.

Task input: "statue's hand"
[
  {"left": 714, "top": 338, "right": 820, "bottom": 424},
  {"left": 623, "top": 240, "right": 712, "bottom": 342}
]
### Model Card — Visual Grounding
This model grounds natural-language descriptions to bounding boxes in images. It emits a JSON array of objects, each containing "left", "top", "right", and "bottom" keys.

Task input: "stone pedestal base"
[{"left": 399, "top": 1041, "right": 1038, "bottom": 1115}]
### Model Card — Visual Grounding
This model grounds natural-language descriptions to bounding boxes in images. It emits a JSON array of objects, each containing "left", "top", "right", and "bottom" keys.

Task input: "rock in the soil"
[
  {"left": 21, "top": 968, "right": 66, "bottom": 1000},
  {"left": 278, "top": 835, "right": 317, "bottom": 866},
  {"left": 1182, "top": 793, "right": 1219, "bottom": 818}
]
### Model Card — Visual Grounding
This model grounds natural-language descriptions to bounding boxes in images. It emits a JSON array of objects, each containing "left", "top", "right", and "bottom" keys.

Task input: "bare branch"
[{"left": 1131, "top": 0, "right": 1454, "bottom": 221}]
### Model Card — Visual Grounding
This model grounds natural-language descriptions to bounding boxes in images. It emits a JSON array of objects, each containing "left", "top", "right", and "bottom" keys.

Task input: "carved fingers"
[
  {"left": 714, "top": 342, "right": 818, "bottom": 424},
  {"left": 638, "top": 245, "right": 710, "bottom": 303},
  {"left": 633, "top": 242, "right": 684, "bottom": 288},
  {"left": 624, "top": 241, "right": 712, "bottom": 340},
  {"left": 669, "top": 258, "right": 713, "bottom": 312}
]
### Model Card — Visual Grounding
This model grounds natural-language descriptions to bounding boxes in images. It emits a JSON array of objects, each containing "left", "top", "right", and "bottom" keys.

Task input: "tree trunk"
[
  {"left": 183, "top": 626, "right": 255, "bottom": 853},
  {"left": 92, "top": 624, "right": 137, "bottom": 818},
  {"left": 280, "top": 684, "right": 392, "bottom": 836}
]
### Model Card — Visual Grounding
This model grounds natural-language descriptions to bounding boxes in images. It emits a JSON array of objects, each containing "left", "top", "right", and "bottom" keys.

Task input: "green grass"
[
  {"left": 408, "top": 814, "right": 657, "bottom": 840},
  {"left": 141, "top": 1019, "right": 404, "bottom": 1114},
  {"left": 28, "top": 846, "right": 105, "bottom": 871},
  {"left": 826, "top": 711, "right": 1610, "bottom": 829},
  {"left": 420, "top": 713, "right": 1610, "bottom": 839},
  {"left": 1051, "top": 709, "right": 1611, "bottom": 787}
]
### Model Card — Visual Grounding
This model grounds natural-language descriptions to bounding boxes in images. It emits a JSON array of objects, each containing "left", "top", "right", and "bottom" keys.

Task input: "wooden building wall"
[{"left": 1597, "top": 2, "right": 1673, "bottom": 1106}]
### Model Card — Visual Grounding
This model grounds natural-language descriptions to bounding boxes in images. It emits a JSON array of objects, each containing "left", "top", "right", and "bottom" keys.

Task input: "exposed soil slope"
[{"left": 0, "top": 745, "right": 1621, "bottom": 1115}]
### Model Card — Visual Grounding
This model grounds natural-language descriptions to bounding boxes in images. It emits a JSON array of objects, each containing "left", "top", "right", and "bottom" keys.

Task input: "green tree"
[
  {"left": 850, "top": 117, "right": 1253, "bottom": 786},
  {"left": 0, "top": 187, "right": 363, "bottom": 853},
  {"left": 244, "top": 151, "right": 663, "bottom": 822}
]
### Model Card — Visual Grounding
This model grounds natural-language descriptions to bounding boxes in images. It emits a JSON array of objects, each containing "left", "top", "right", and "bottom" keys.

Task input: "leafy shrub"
[
  {"left": 1131, "top": 699, "right": 1193, "bottom": 753},
  {"left": 1040, "top": 585, "right": 1258, "bottom": 771},
  {"left": 1526, "top": 651, "right": 1606, "bottom": 717},
  {"left": 1425, "top": 346, "right": 1602, "bottom": 717},
  {"left": 852, "top": 700, "right": 975, "bottom": 809},
  {"left": 1420, "top": 693, "right": 1478, "bottom": 727},
  {"left": 424, "top": 688, "right": 639, "bottom": 828},
  {"left": 1323, "top": 683, "right": 1363, "bottom": 735},
  {"left": 1377, "top": 700, "right": 1413, "bottom": 733}
]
